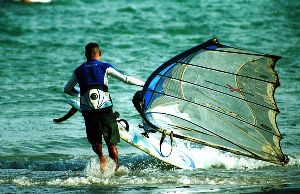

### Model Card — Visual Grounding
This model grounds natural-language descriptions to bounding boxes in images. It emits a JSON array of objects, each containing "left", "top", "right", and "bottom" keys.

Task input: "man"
[{"left": 64, "top": 42, "right": 144, "bottom": 172}]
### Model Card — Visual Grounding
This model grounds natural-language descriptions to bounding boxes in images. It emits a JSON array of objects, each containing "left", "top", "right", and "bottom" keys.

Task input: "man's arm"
[
  {"left": 64, "top": 73, "right": 80, "bottom": 96},
  {"left": 107, "top": 67, "right": 145, "bottom": 87}
]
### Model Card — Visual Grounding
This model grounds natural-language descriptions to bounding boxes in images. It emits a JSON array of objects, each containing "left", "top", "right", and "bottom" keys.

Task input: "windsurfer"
[{"left": 64, "top": 42, "right": 144, "bottom": 172}]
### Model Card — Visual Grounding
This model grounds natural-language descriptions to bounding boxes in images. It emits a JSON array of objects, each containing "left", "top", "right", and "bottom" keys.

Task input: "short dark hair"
[{"left": 85, "top": 42, "right": 101, "bottom": 60}]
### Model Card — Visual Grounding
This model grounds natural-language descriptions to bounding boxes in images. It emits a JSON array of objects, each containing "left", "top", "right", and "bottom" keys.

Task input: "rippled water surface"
[{"left": 0, "top": 0, "right": 299, "bottom": 193}]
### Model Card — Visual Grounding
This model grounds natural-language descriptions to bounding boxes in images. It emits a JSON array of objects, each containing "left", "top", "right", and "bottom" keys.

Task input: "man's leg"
[
  {"left": 104, "top": 135, "right": 118, "bottom": 171},
  {"left": 107, "top": 143, "right": 119, "bottom": 171},
  {"left": 92, "top": 143, "right": 107, "bottom": 173},
  {"left": 101, "top": 110, "right": 120, "bottom": 172},
  {"left": 83, "top": 112, "right": 108, "bottom": 173}
]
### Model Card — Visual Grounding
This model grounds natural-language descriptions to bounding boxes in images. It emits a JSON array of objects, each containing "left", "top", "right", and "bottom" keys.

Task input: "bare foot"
[{"left": 100, "top": 155, "right": 107, "bottom": 174}]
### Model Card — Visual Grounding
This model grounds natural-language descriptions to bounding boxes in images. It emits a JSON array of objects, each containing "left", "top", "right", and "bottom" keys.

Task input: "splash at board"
[{"left": 53, "top": 99, "right": 204, "bottom": 170}]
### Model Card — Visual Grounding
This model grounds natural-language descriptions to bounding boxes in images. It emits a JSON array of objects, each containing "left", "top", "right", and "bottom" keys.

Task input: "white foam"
[
  {"left": 46, "top": 156, "right": 135, "bottom": 187},
  {"left": 84, "top": 157, "right": 116, "bottom": 178},
  {"left": 286, "top": 154, "right": 300, "bottom": 166},
  {"left": 47, "top": 177, "right": 91, "bottom": 186},
  {"left": 172, "top": 141, "right": 279, "bottom": 170},
  {"left": 178, "top": 176, "right": 191, "bottom": 184},
  {"left": 13, "top": 176, "right": 37, "bottom": 186}
]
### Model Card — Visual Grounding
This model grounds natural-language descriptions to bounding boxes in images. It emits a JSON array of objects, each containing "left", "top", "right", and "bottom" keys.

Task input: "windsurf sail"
[{"left": 136, "top": 38, "right": 288, "bottom": 165}]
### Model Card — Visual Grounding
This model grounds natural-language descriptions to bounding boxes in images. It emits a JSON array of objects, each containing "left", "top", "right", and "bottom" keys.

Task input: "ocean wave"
[{"left": 0, "top": 160, "right": 86, "bottom": 171}]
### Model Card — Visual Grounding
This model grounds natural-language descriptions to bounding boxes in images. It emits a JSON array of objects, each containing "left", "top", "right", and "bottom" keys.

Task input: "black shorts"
[{"left": 82, "top": 110, "right": 120, "bottom": 146}]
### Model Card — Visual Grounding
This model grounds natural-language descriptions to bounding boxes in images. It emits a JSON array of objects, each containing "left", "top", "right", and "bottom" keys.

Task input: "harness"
[
  {"left": 80, "top": 85, "right": 113, "bottom": 112},
  {"left": 75, "top": 60, "right": 114, "bottom": 112}
]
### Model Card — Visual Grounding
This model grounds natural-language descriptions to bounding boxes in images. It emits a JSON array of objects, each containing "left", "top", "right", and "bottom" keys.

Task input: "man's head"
[{"left": 85, "top": 42, "right": 102, "bottom": 61}]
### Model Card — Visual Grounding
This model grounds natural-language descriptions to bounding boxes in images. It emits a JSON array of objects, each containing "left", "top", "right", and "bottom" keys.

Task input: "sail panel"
[{"left": 140, "top": 39, "right": 286, "bottom": 164}]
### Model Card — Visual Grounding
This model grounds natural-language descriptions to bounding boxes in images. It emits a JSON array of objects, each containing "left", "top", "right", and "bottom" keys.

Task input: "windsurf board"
[{"left": 56, "top": 99, "right": 202, "bottom": 170}]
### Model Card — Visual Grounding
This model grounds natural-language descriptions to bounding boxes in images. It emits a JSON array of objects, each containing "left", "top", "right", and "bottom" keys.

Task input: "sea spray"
[
  {"left": 172, "top": 141, "right": 279, "bottom": 170},
  {"left": 84, "top": 157, "right": 116, "bottom": 177}
]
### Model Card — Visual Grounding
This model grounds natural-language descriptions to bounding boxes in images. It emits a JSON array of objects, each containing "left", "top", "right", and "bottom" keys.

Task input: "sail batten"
[
  {"left": 177, "top": 61, "right": 279, "bottom": 85},
  {"left": 148, "top": 111, "right": 282, "bottom": 163},
  {"left": 203, "top": 47, "right": 281, "bottom": 60},
  {"left": 155, "top": 73, "right": 279, "bottom": 111},
  {"left": 146, "top": 89, "right": 281, "bottom": 138},
  {"left": 137, "top": 38, "right": 288, "bottom": 165}
]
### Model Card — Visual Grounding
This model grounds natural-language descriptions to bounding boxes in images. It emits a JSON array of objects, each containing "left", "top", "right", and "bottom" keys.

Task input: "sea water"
[{"left": 0, "top": 0, "right": 299, "bottom": 193}]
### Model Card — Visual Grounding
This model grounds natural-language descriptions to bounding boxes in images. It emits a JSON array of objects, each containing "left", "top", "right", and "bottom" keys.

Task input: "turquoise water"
[{"left": 1, "top": 0, "right": 299, "bottom": 193}]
